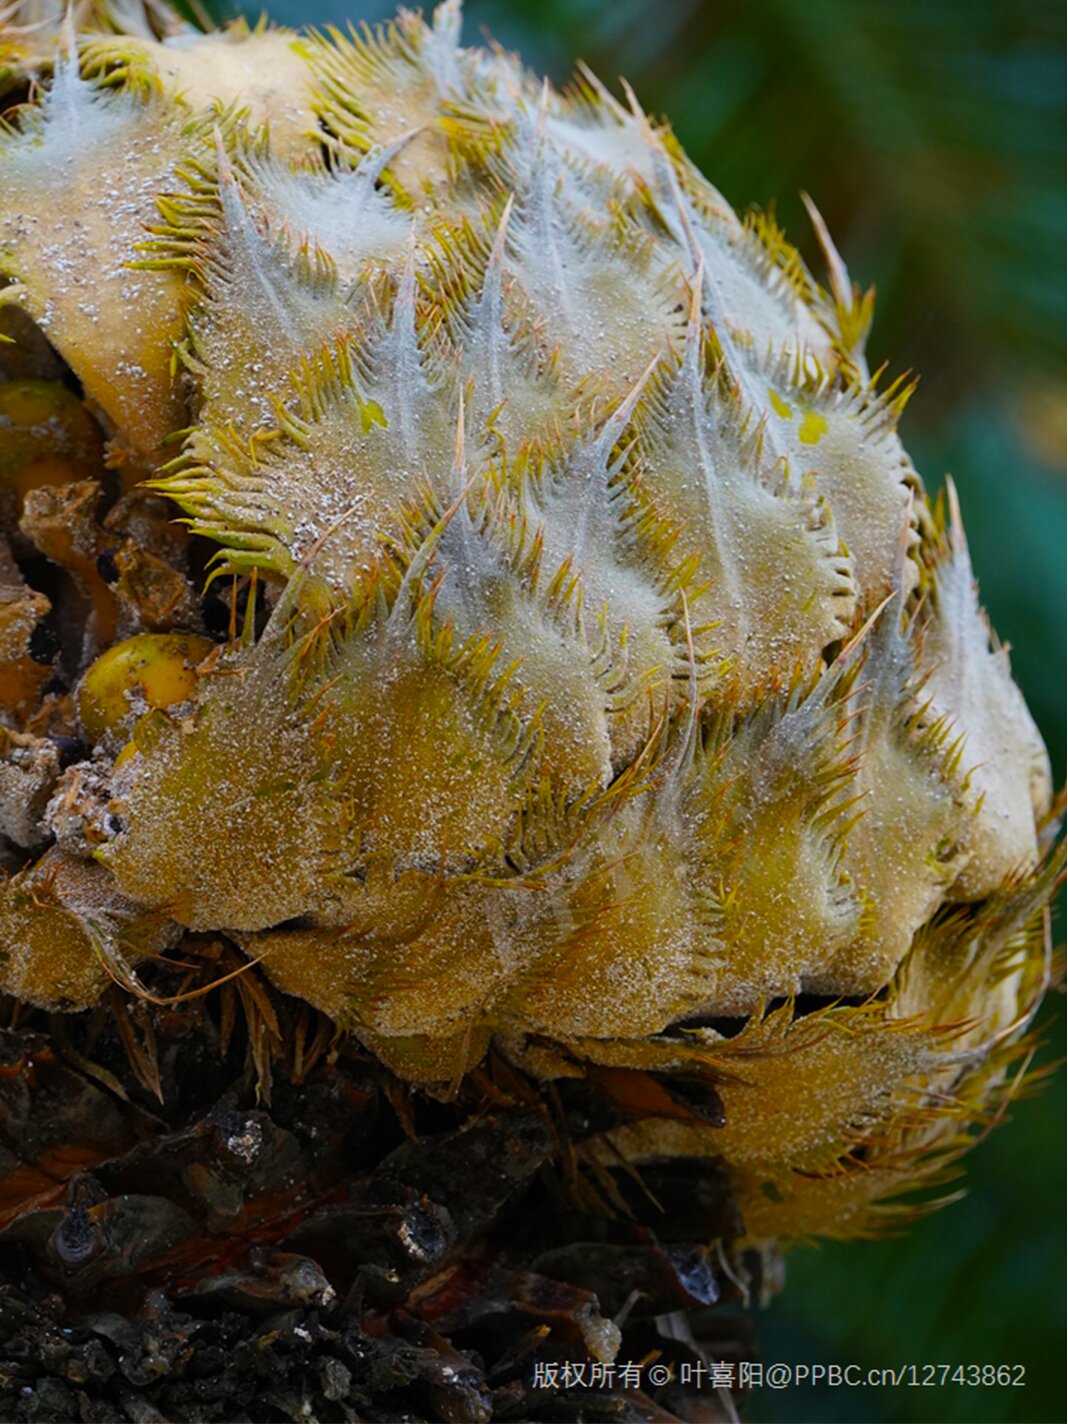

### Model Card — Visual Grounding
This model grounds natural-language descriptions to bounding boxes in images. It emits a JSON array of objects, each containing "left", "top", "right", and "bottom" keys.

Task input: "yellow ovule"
[{"left": 78, "top": 633, "right": 214, "bottom": 740}]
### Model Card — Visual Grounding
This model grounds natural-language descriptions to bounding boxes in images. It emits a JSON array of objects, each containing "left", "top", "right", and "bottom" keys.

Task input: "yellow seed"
[
  {"left": 0, "top": 380, "right": 105, "bottom": 498},
  {"left": 78, "top": 634, "right": 214, "bottom": 740},
  {"left": 0, "top": 381, "right": 65, "bottom": 426}
]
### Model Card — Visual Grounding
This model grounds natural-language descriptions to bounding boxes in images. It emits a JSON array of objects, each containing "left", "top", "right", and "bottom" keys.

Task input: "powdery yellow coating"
[
  {"left": 0, "top": 48, "right": 187, "bottom": 465},
  {"left": 0, "top": 0, "right": 1059, "bottom": 1245},
  {"left": 82, "top": 24, "right": 321, "bottom": 162},
  {"left": 97, "top": 648, "right": 341, "bottom": 930},
  {"left": 920, "top": 485, "right": 1053, "bottom": 899},
  {"left": 0, "top": 847, "right": 174, "bottom": 1009},
  {"left": 636, "top": 322, "right": 857, "bottom": 700}
]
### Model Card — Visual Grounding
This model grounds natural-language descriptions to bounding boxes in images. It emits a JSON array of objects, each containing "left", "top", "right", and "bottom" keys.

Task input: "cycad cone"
[{"left": 0, "top": 0, "right": 1060, "bottom": 1243}]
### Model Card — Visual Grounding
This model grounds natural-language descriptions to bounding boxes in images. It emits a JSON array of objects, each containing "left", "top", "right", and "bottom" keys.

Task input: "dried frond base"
[{"left": 0, "top": 954, "right": 768, "bottom": 1423}]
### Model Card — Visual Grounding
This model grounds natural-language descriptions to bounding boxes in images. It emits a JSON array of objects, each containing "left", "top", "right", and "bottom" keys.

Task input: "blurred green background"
[{"left": 210, "top": 1, "right": 1065, "bottom": 1419}]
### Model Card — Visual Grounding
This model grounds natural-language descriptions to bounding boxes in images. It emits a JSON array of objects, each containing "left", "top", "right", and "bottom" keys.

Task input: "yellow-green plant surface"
[{"left": 0, "top": 0, "right": 1061, "bottom": 1244}]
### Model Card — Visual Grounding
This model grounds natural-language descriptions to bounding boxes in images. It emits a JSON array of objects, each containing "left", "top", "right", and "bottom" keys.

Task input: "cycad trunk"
[{"left": 0, "top": 968, "right": 762, "bottom": 1424}]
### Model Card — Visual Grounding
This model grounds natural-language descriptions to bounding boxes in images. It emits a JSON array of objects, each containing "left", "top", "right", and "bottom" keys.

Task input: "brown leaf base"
[{"left": 0, "top": 970, "right": 774, "bottom": 1422}]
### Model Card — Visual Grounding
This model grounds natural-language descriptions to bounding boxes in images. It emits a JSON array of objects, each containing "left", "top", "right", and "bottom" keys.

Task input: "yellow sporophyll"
[{"left": 0, "top": 0, "right": 1061, "bottom": 1247}]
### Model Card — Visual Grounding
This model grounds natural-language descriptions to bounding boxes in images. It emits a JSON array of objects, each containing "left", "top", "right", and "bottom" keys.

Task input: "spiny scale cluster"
[{"left": 0, "top": 0, "right": 1059, "bottom": 1242}]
